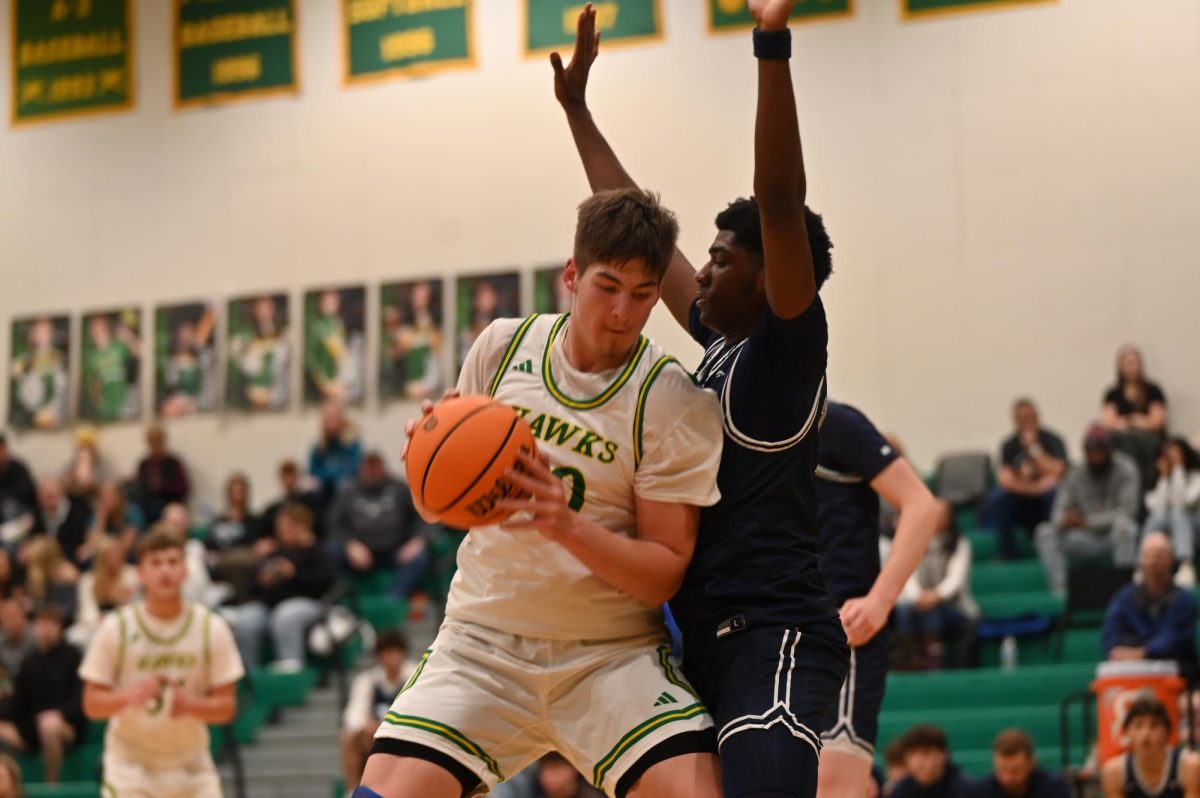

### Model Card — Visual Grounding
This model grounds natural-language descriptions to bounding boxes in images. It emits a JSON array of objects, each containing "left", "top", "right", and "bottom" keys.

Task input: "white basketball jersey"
[{"left": 445, "top": 314, "right": 724, "bottom": 641}]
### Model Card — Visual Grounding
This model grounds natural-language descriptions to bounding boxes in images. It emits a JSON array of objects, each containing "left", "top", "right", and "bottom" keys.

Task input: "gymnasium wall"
[{"left": 1, "top": 0, "right": 1198, "bottom": 511}]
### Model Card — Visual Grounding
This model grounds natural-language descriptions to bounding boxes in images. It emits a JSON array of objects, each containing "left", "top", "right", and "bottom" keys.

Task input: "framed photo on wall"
[
  {"left": 80, "top": 307, "right": 143, "bottom": 423},
  {"left": 154, "top": 301, "right": 218, "bottom": 418},
  {"left": 532, "top": 264, "right": 571, "bottom": 314},
  {"left": 380, "top": 279, "right": 446, "bottom": 403},
  {"left": 303, "top": 285, "right": 366, "bottom": 406},
  {"left": 456, "top": 271, "right": 522, "bottom": 372},
  {"left": 8, "top": 314, "right": 70, "bottom": 431},
  {"left": 226, "top": 293, "right": 291, "bottom": 413}
]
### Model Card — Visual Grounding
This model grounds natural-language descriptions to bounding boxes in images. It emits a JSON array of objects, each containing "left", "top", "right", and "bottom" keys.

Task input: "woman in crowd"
[
  {"left": 1101, "top": 344, "right": 1168, "bottom": 492},
  {"left": 67, "top": 535, "right": 138, "bottom": 647},
  {"left": 1143, "top": 437, "right": 1200, "bottom": 586},
  {"left": 23, "top": 537, "right": 78, "bottom": 625}
]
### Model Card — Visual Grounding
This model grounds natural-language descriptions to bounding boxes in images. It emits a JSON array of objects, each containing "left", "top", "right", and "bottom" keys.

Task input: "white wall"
[{"left": 2, "top": 0, "right": 1199, "bottom": 511}]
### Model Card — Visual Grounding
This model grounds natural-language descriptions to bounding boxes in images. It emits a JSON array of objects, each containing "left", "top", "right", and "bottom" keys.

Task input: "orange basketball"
[{"left": 405, "top": 395, "right": 537, "bottom": 530}]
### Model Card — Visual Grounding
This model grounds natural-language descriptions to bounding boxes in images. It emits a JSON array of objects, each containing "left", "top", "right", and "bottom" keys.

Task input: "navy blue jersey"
[
  {"left": 816, "top": 402, "right": 899, "bottom": 604},
  {"left": 670, "top": 296, "right": 837, "bottom": 648}
]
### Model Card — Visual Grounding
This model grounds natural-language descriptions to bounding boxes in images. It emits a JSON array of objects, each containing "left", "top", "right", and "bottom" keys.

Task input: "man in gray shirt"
[{"left": 1035, "top": 425, "right": 1140, "bottom": 595}]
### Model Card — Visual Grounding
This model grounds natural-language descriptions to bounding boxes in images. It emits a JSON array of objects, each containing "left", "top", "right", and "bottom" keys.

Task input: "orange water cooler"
[{"left": 1091, "top": 661, "right": 1185, "bottom": 763}]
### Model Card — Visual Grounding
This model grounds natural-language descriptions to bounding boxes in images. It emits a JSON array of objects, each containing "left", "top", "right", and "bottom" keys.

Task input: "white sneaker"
[
  {"left": 1176, "top": 561, "right": 1196, "bottom": 588},
  {"left": 268, "top": 659, "right": 304, "bottom": 674}
]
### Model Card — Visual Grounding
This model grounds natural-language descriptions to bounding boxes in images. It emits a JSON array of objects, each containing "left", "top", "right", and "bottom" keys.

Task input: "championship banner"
[
  {"left": 708, "top": 0, "right": 851, "bottom": 32},
  {"left": 175, "top": 0, "right": 298, "bottom": 108},
  {"left": 12, "top": 0, "right": 134, "bottom": 125},
  {"left": 901, "top": 0, "right": 1054, "bottom": 20},
  {"left": 344, "top": 0, "right": 473, "bottom": 84},
  {"left": 526, "top": 0, "right": 661, "bottom": 55}
]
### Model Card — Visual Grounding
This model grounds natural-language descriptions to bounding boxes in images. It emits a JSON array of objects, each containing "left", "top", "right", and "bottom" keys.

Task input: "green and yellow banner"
[
  {"left": 344, "top": 0, "right": 473, "bottom": 84},
  {"left": 708, "top": 0, "right": 851, "bottom": 32},
  {"left": 11, "top": 0, "right": 134, "bottom": 125},
  {"left": 174, "top": 0, "right": 298, "bottom": 108},
  {"left": 525, "top": 0, "right": 661, "bottom": 55},
  {"left": 901, "top": 0, "right": 1054, "bottom": 20}
]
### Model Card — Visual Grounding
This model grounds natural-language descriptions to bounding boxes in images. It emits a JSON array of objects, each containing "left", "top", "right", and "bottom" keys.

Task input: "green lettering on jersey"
[
  {"left": 598, "top": 440, "right": 619, "bottom": 464},
  {"left": 572, "top": 430, "right": 602, "bottom": 458},
  {"left": 527, "top": 413, "right": 547, "bottom": 438},
  {"left": 542, "top": 416, "right": 581, "bottom": 446}
]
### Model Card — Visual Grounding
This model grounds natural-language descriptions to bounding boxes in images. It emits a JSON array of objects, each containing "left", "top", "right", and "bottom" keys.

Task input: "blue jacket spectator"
[{"left": 308, "top": 401, "right": 362, "bottom": 509}]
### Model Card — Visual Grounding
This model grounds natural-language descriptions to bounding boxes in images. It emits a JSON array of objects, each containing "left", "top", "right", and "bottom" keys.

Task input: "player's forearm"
[
  {"left": 871, "top": 494, "right": 941, "bottom": 609},
  {"left": 561, "top": 104, "right": 638, "bottom": 194},
  {"left": 83, "top": 685, "right": 133, "bottom": 719},
  {"left": 179, "top": 692, "right": 237, "bottom": 725},
  {"left": 556, "top": 516, "right": 687, "bottom": 607},
  {"left": 754, "top": 58, "right": 806, "bottom": 211}
]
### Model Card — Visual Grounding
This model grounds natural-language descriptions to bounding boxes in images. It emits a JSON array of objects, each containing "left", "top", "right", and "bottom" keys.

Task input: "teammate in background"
[
  {"left": 1102, "top": 695, "right": 1200, "bottom": 798},
  {"left": 341, "top": 630, "right": 415, "bottom": 790},
  {"left": 816, "top": 402, "right": 940, "bottom": 797},
  {"left": 553, "top": 2, "right": 847, "bottom": 794},
  {"left": 79, "top": 527, "right": 244, "bottom": 798},
  {"left": 358, "top": 189, "right": 724, "bottom": 798}
]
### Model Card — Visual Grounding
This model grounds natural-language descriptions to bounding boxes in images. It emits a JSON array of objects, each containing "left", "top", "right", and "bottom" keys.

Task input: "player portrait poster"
[
  {"left": 303, "top": 285, "right": 366, "bottom": 406},
  {"left": 226, "top": 293, "right": 291, "bottom": 413},
  {"left": 154, "top": 302, "right": 218, "bottom": 418},
  {"left": 80, "top": 307, "right": 142, "bottom": 423},
  {"left": 380, "top": 279, "right": 445, "bottom": 403},
  {"left": 532, "top": 265, "right": 571, "bottom": 314},
  {"left": 456, "top": 271, "right": 521, "bottom": 372},
  {"left": 8, "top": 315, "right": 70, "bottom": 431}
]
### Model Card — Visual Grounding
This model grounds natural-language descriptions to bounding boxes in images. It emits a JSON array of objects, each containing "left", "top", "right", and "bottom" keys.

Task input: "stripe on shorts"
[
  {"left": 380, "top": 712, "right": 504, "bottom": 782},
  {"left": 592, "top": 703, "right": 708, "bottom": 790}
]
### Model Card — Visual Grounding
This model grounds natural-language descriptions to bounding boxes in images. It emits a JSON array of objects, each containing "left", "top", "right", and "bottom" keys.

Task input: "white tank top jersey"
[
  {"left": 445, "top": 314, "right": 724, "bottom": 641},
  {"left": 78, "top": 601, "right": 245, "bottom": 768}
]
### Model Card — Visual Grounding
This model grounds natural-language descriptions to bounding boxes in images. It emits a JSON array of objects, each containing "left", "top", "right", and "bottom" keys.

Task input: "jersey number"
[{"left": 552, "top": 466, "right": 586, "bottom": 512}]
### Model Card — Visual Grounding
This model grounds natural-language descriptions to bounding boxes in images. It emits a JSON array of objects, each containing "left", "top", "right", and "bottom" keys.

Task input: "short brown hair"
[
  {"left": 901, "top": 724, "right": 948, "bottom": 754},
  {"left": 994, "top": 729, "right": 1035, "bottom": 758},
  {"left": 33, "top": 604, "right": 64, "bottom": 627},
  {"left": 137, "top": 524, "right": 186, "bottom": 561},
  {"left": 573, "top": 188, "right": 679, "bottom": 281},
  {"left": 277, "top": 502, "right": 314, "bottom": 530},
  {"left": 1124, "top": 693, "right": 1172, "bottom": 732}
]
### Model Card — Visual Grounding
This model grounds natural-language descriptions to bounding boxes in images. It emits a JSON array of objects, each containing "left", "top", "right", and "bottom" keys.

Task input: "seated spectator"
[
  {"left": 1034, "top": 426, "right": 1139, "bottom": 596},
  {"left": 0, "top": 434, "right": 38, "bottom": 551},
  {"left": 983, "top": 399, "right": 1068, "bottom": 560},
  {"left": 971, "top": 729, "right": 1068, "bottom": 798},
  {"left": 261, "top": 459, "right": 323, "bottom": 541},
  {"left": 340, "top": 630, "right": 414, "bottom": 789},
  {"left": 0, "top": 752, "right": 20, "bottom": 798},
  {"left": 1101, "top": 695, "right": 1200, "bottom": 798},
  {"left": 883, "top": 738, "right": 909, "bottom": 797},
  {"left": 206, "top": 473, "right": 266, "bottom": 603},
  {"left": 1103, "top": 531, "right": 1198, "bottom": 681},
  {"left": 1101, "top": 345, "right": 1168, "bottom": 493},
  {"left": 62, "top": 425, "right": 109, "bottom": 503},
  {"left": 891, "top": 725, "right": 972, "bottom": 798},
  {"left": 22, "top": 538, "right": 77, "bottom": 625},
  {"left": 31, "top": 476, "right": 90, "bottom": 567},
  {"left": 0, "top": 551, "right": 19, "bottom": 602},
  {"left": 159, "top": 507, "right": 228, "bottom": 608},
  {"left": 328, "top": 451, "right": 433, "bottom": 597},
  {"left": 226, "top": 504, "right": 336, "bottom": 670},
  {"left": 133, "top": 424, "right": 190, "bottom": 525},
  {"left": 67, "top": 536, "right": 138, "bottom": 648},
  {"left": 309, "top": 400, "right": 362, "bottom": 510},
  {"left": 0, "top": 607, "right": 85, "bottom": 784},
  {"left": 0, "top": 599, "right": 32, "bottom": 681},
  {"left": 1143, "top": 438, "right": 1200, "bottom": 587},
  {"left": 79, "top": 481, "right": 145, "bottom": 564},
  {"left": 534, "top": 752, "right": 604, "bottom": 798},
  {"left": 893, "top": 500, "right": 979, "bottom": 670}
]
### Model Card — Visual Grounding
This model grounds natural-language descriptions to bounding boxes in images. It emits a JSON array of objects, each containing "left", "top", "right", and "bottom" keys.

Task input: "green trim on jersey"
[
  {"left": 542, "top": 315, "right": 649, "bottom": 411},
  {"left": 133, "top": 603, "right": 196, "bottom": 646},
  {"left": 101, "top": 779, "right": 118, "bottom": 798},
  {"left": 592, "top": 702, "right": 708, "bottom": 789},
  {"left": 398, "top": 649, "right": 431, "bottom": 696},
  {"left": 203, "top": 608, "right": 212, "bottom": 670},
  {"left": 655, "top": 645, "right": 699, "bottom": 701},
  {"left": 381, "top": 712, "right": 504, "bottom": 781},
  {"left": 115, "top": 610, "right": 128, "bottom": 684},
  {"left": 633, "top": 356, "right": 679, "bottom": 466},
  {"left": 487, "top": 315, "right": 541, "bottom": 397}
]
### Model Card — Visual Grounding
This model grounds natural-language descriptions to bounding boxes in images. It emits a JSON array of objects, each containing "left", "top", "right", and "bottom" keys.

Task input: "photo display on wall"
[
  {"left": 226, "top": 293, "right": 291, "bottom": 413},
  {"left": 8, "top": 315, "right": 71, "bottom": 431},
  {"left": 533, "top": 265, "right": 570, "bottom": 314},
  {"left": 380, "top": 279, "right": 446, "bottom": 403},
  {"left": 303, "top": 285, "right": 366, "bottom": 406},
  {"left": 80, "top": 307, "right": 142, "bottom": 423},
  {"left": 154, "top": 301, "right": 218, "bottom": 418},
  {"left": 456, "top": 272, "right": 522, "bottom": 372}
]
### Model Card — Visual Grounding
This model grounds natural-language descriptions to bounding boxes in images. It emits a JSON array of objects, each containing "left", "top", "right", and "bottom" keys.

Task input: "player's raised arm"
[
  {"left": 551, "top": 4, "right": 698, "bottom": 330},
  {"left": 748, "top": 0, "right": 816, "bottom": 320}
]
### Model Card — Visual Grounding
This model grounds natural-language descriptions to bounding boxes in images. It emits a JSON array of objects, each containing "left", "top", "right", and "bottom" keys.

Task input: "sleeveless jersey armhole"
[{"left": 486, "top": 315, "right": 540, "bottom": 397}]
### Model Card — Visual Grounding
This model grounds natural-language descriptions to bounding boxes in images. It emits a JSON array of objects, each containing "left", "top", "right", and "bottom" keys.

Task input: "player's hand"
[
  {"left": 497, "top": 450, "right": 574, "bottom": 542},
  {"left": 124, "top": 677, "right": 161, "bottom": 709},
  {"left": 748, "top": 0, "right": 796, "bottom": 30},
  {"left": 402, "top": 389, "right": 460, "bottom": 462},
  {"left": 169, "top": 686, "right": 193, "bottom": 718},
  {"left": 550, "top": 2, "right": 599, "bottom": 110},
  {"left": 840, "top": 594, "right": 890, "bottom": 647}
]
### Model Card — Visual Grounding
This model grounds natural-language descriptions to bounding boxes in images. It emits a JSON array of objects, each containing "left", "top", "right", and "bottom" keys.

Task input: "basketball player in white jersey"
[
  {"left": 359, "top": 189, "right": 725, "bottom": 798},
  {"left": 80, "top": 526, "right": 245, "bottom": 798}
]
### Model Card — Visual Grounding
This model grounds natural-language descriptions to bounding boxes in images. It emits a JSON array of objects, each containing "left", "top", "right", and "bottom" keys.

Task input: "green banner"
[
  {"left": 708, "top": 0, "right": 851, "bottom": 31},
  {"left": 902, "top": 0, "right": 1053, "bottom": 19},
  {"left": 175, "top": 0, "right": 297, "bottom": 108},
  {"left": 526, "top": 0, "right": 661, "bottom": 54},
  {"left": 12, "top": 0, "right": 134, "bottom": 125},
  {"left": 344, "top": 0, "right": 473, "bottom": 83}
]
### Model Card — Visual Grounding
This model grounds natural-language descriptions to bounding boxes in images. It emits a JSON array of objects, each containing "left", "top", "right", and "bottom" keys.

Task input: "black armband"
[{"left": 753, "top": 27, "right": 791, "bottom": 60}]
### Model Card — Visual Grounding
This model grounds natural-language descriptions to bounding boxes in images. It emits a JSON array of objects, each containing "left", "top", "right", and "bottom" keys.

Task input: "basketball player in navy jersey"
[
  {"left": 815, "top": 402, "right": 940, "bottom": 797},
  {"left": 553, "top": 2, "right": 851, "bottom": 794},
  {"left": 1102, "top": 695, "right": 1200, "bottom": 798}
]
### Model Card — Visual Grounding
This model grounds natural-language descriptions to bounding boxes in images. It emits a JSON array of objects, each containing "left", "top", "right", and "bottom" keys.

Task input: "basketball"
[{"left": 405, "top": 394, "right": 538, "bottom": 529}]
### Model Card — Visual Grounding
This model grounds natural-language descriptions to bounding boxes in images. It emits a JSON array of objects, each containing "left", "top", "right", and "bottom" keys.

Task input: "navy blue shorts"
[
  {"left": 818, "top": 630, "right": 889, "bottom": 761},
  {"left": 683, "top": 618, "right": 849, "bottom": 798}
]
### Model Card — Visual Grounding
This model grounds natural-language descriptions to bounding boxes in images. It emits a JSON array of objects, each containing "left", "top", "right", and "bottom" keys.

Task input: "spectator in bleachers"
[
  {"left": 971, "top": 729, "right": 1068, "bottom": 798},
  {"left": 133, "top": 424, "right": 190, "bottom": 525},
  {"left": 0, "top": 434, "right": 38, "bottom": 543},
  {"left": 1143, "top": 437, "right": 1200, "bottom": 587},
  {"left": 0, "top": 599, "right": 32, "bottom": 681},
  {"left": 68, "top": 536, "right": 138, "bottom": 648},
  {"left": 261, "top": 459, "right": 323, "bottom": 541},
  {"left": 0, "top": 552, "right": 18, "bottom": 603},
  {"left": 309, "top": 400, "right": 362, "bottom": 510},
  {"left": 892, "top": 500, "right": 979, "bottom": 670},
  {"left": 1034, "top": 425, "right": 1139, "bottom": 596},
  {"left": 891, "top": 725, "right": 972, "bottom": 798},
  {"left": 22, "top": 539, "right": 77, "bottom": 625},
  {"left": 533, "top": 752, "right": 605, "bottom": 798},
  {"left": 159, "top": 506, "right": 228, "bottom": 608},
  {"left": 1101, "top": 694, "right": 1200, "bottom": 798},
  {"left": 340, "top": 629, "right": 414, "bottom": 789},
  {"left": 1103, "top": 531, "right": 1198, "bottom": 681},
  {"left": 79, "top": 481, "right": 145, "bottom": 564},
  {"left": 205, "top": 473, "right": 266, "bottom": 603},
  {"left": 226, "top": 504, "right": 335, "bottom": 670},
  {"left": 62, "top": 425, "right": 108, "bottom": 503},
  {"left": 328, "top": 451, "right": 432, "bottom": 596},
  {"left": 0, "top": 607, "right": 85, "bottom": 784},
  {"left": 1101, "top": 345, "right": 1168, "bottom": 494},
  {"left": 883, "top": 738, "right": 910, "bottom": 796},
  {"left": 31, "top": 476, "right": 90, "bottom": 568},
  {"left": 983, "top": 399, "right": 1068, "bottom": 560},
  {"left": 0, "top": 752, "right": 20, "bottom": 798}
]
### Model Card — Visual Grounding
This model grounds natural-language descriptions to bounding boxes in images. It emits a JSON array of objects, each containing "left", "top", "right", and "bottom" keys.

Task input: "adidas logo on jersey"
[
  {"left": 653, "top": 691, "right": 678, "bottom": 707},
  {"left": 511, "top": 360, "right": 534, "bottom": 374}
]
